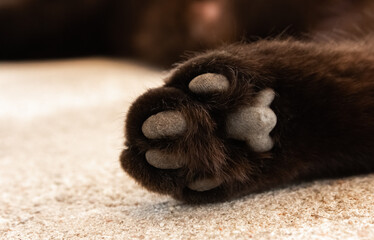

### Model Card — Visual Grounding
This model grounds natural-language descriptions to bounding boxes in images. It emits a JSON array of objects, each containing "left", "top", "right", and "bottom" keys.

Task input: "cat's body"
[{"left": 2, "top": 0, "right": 374, "bottom": 203}]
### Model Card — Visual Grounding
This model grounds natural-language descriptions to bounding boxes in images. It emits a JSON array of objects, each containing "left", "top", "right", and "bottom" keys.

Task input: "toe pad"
[
  {"left": 142, "top": 111, "right": 187, "bottom": 139},
  {"left": 145, "top": 149, "right": 184, "bottom": 169},
  {"left": 189, "top": 73, "right": 229, "bottom": 94},
  {"left": 188, "top": 178, "right": 223, "bottom": 192}
]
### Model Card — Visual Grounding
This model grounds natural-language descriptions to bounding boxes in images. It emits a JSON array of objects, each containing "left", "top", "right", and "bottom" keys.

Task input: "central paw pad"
[{"left": 226, "top": 88, "right": 277, "bottom": 152}]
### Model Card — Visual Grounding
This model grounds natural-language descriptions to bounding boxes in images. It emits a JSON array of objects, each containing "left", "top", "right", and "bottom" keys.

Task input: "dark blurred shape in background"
[{"left": 0, "top": 0, "right": 373, "bottom": 67}]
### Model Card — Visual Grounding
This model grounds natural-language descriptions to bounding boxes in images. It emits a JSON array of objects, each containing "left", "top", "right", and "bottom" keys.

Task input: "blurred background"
[
  {"left": 1, "top": 0, "right": 373, "bottom": 67},
  {"left": 0, "top": 0, "right": 330, "bottom": 67}
]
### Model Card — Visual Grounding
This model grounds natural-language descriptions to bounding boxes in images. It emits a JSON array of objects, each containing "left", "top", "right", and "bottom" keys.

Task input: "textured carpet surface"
[{"left": 1, "top": 59, "right": 374, "bottom": 240}]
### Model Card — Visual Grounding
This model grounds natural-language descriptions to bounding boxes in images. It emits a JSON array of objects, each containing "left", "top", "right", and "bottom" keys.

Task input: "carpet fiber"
[{"left": 1, "top": 59, "right": 373, "bottom": 239}]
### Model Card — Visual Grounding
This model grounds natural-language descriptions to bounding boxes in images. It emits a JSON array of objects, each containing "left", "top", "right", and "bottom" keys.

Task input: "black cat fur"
[{"left": 1, "top": 0, "right": 374, "bottom": 203}]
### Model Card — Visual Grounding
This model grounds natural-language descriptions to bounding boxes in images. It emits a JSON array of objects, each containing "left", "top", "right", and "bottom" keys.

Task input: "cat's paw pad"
[
  {"left": 142, "top": 111, "right": 187, "bottom": 139},
  {"left": 188, "top": 73, "right": 230, "bottom": 93},
  {"left": 145, "top": 149, "right": 184, "bottom": 169},
  {"left": 188, "top": 178, "right": 223, "bottom": 192},
  {"left": 226, "top": 88, "right": 277, "bottom": 152}
]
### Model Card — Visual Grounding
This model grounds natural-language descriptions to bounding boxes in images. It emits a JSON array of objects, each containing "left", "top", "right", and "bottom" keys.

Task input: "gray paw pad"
[
  {"left": 188, "top": 73, "right": 229, "bottom": 94},
  {"left": 145, "top": 149, "right": 184, "bottom": 169},
  {"left": 226, "top": 88, "right": 277, "bottom": 152},
  {"left": 142, "top": 111, "right": 187, "bottom": 139},
  {"left": 188, "top": 178, "right": 223, "bottom": 192}
]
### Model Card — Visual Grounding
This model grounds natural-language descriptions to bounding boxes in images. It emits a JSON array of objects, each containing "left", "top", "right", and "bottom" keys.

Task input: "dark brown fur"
[{"left": 122, "top": 38, "right": 374, "bottom": 203}]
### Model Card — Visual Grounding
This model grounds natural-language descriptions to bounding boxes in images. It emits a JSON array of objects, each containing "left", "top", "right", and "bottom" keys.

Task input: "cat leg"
[{"left": 121, "top": 39, "right": 374, "bottom": 203}]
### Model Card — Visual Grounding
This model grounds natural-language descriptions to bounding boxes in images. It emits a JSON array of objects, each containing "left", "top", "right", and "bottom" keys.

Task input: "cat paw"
[{"left": 120, "top": 55, "right": 279, "bottom": 203}]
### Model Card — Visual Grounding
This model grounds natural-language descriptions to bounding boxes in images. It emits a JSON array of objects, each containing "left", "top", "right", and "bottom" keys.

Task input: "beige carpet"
[{"left": 1, "top": 59, "right": 374, "bottom": 240}]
